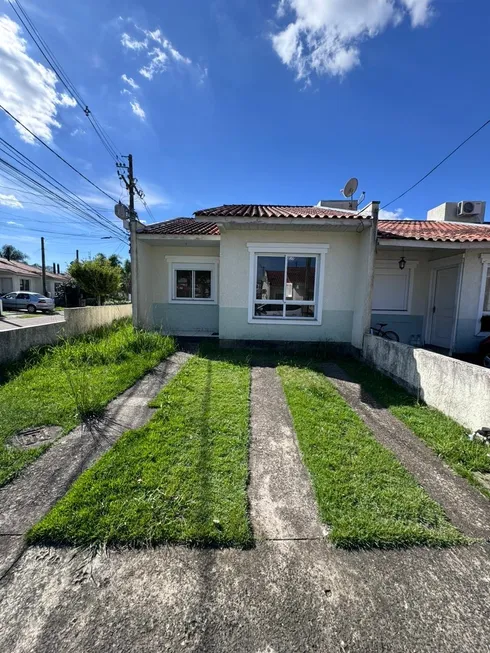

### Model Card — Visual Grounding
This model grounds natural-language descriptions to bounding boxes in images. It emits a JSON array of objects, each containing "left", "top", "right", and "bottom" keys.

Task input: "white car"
[{"left": 0, "top": 291, "right": 55, "bottom": 313}]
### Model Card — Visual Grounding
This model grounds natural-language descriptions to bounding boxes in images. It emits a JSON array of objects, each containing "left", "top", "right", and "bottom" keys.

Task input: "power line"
[
  {"left": 0, "top": 105, "right": 119, "bottom": 204},
  {"left": 0, "top": 138, "right": 127, "bottom": 239},
  {"left": 0, "top": 154, "right": 127, "bottom": 242},
  {"left": 8, "top": 0, "right": 122, "bottom": 162}
]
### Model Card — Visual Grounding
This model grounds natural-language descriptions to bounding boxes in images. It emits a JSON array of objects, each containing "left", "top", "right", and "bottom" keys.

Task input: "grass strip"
[
  {"left": 338, "top": 359, "right": 490, "bottom": 499},
  {"left": 27, "top": 355, "right": 252, "bottom": 548},
  {"left": 278, "top": 365, "right": 466, "bottom": 549},
  {"left": 0, "top": 320, "right": 175, "bottom": 487}
]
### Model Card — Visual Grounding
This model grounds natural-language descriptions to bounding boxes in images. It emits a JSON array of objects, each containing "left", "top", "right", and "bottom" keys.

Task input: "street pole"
[
  {"left": 41, "top": 237, "right": 47, "bottom": 296},
  {"left": 76, "top": 249, "right": 79, "bottom": 262}
]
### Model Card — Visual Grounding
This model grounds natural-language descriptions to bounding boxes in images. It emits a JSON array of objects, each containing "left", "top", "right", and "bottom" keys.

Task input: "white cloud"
[
  {"left": 272, "top": 0, "right": 434, "bottom": 80},
  {"left": 0, "top": 15, "right": 76, "bottom": 143},
  {"left": 121, "top": 73, "right": 139, "bottom": 89},
  {"left": 121, "top": 32, "right": 147, "bottom": 51},
  {"left": 119, "top": 20, "right": 193, "bottom": 82},
  {"left": 78, "top": 177, "right": 170, "bottom": 210},
  {"left": 130, "top": 100, "right": 146, "bottom": 120},
  {"left": 0, "top": 193, "right": 23, "bottom": 208},
  {"left": 70, "top": 128, "right": 86, "bottom": 136},
  {"left": 139, "top": 48, "right": 168, "bottom": 80},
  {"left": 379, "top": 207, "right": 411, "bottom": 220},
  {"left": 7, "top": 220, "right": 23, "bottom": 226}
]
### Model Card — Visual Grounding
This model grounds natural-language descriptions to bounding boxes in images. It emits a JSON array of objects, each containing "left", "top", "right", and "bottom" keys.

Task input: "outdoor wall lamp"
[{"left": 399, "top": 256, "right": 406, "bottom": 270}]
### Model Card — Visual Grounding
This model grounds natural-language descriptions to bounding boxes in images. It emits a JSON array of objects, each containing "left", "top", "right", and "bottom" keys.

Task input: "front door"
[
  {"left": 429, "top": 266, "right": 459, "bottom": 348},
  {"left": 0, "top": 277, "right": 13, "bottom": 294}
]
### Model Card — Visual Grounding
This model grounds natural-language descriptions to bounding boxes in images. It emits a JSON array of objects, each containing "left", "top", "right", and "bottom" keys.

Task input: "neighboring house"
[
  {"left": 0, "top": 258, "right": 66, "bottom": 297},
  {"left": 131, "top": 199, "right": 490, "bottom": 354}
]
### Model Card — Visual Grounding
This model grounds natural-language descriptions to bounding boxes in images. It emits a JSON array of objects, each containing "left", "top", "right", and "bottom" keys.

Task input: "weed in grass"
[
  {"left": 338, "top": 359, "right": 490, "bottom": 499},
  {"left": 28, "top": 355, "right": 252, "bottom": 548},
  {"left": 0, "top": 319, "right": 175, "bottom": 486},
  {"left": 278, "top": 365, "right": 467, "bottom": 549}
]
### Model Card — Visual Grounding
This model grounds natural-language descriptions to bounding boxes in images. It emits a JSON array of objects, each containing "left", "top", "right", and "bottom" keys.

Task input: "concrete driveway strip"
[
  {"left": 248, "top": 366, "right": 324, "bottom": 540},
  {"left": 0, "top": 352, "right": 191, "bottom": 574},
  {"left": 319, "top": 362, "right": 490, "bottom": 541},
  {"left": 1, "top": 541, "right": 489, "bottom": 652}
]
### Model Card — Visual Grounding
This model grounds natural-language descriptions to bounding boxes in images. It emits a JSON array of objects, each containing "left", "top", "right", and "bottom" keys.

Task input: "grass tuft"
[
  {"left": 278, "top": 364, "right": 467, "bottom": 549},
  {"left": 27, "top": 355, "right": 253, "bottom": 548},
  {"left": 338, "top": 359, "right": 490, "bottom": 499},
  {"left": 0, "top": 320, "right": 175, "bottom": 487}
]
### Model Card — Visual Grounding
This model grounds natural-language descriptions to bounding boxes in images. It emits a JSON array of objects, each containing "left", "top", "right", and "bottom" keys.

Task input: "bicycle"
[{"left": 370, "top": 322, "right": 399, "bottom": 342}]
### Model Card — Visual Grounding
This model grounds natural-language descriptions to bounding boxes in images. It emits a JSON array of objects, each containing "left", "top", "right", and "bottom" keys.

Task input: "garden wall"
[
  {"left": 362, "top": 334, "right": 490, "bottom": 431},
  {"left": 0, "top": 304, "right": 132, "bottom": 366}
]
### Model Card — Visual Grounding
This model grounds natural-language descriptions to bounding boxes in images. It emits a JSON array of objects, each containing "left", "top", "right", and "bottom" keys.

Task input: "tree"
[
  {"left": 121, "top": 259, "right": 131, "bottom": 298},
  {"left": 0, "top": 244, "right": 29, "bottom": 262},
  {"left": 68, "top": 258, "right": 121, "bottom": 306}
]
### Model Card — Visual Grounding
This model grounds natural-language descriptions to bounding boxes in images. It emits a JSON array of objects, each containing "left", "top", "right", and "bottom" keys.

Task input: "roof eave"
[
  {"left": 138, "top": 233, "right": 220, "bottom": 241},
  {"left": 194, "top": 216, "right": 371, "bottom": 226},
  {"left": 378, "top": 238, "right": 490, "bottom": 249}
]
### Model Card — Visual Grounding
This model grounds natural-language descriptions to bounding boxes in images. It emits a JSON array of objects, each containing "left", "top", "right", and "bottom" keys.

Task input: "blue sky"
[{"left": 0, "top": 0, "right": 489, "bottom": 269}]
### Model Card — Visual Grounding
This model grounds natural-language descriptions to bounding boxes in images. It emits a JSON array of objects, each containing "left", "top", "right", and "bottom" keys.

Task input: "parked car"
[{"left": 0, "top": 291, "right": 55, "bottom": 313}]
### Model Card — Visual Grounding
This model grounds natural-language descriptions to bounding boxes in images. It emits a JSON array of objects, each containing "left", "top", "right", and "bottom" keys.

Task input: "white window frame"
[
  {"left": 166, "top": 256, "right": 219, "bottom": 305},
  {"left": 476, "top": 254, "right": 490, "bottom": 336},
  {"left": 247, "top": 243, "right": 329, "bottom": 326},
  {"left": 372, "top": 260, "right": 418, "bottom": 315},
  {"left": 19, "top": 278, "right": 30, "bottom": 292}
]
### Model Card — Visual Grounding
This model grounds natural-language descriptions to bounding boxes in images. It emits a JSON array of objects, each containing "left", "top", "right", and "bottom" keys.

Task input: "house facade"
[
  {"left": 131, "top": 200, "right": 490, "bottom": 354},
  {"left": 0, "top": 258, "right": 65, "bottom": 297}
]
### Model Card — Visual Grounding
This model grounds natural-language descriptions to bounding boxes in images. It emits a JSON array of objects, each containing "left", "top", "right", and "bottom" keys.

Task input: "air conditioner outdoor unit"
[{"left": 457, "top": 201, "right": 483, "bottom": 217}]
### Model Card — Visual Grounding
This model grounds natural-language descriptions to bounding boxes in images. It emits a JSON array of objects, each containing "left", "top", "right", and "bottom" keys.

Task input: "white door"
[
  {"left": 429, "top": 266, "right": 459, "bottom": 348},
  {"left": 0, "top": 277, "right": 13, "bottom": 294}
]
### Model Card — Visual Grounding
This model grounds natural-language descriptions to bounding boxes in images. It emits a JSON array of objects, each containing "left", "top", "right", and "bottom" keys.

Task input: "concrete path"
[
  {"left": 0, "top": 351, "right": 190, "bottom": 578},
  {"left": 248, "top": 366, "right": 324, "bottom": 540},
  {"left": 1, "top": 540, "right": 489, "bottom": 652},
  {"left": 0, "top": 311, "right": 65, "bottom": 331},
  {"left": 319, "top": 362, "right": 490, "bottom": 541}
]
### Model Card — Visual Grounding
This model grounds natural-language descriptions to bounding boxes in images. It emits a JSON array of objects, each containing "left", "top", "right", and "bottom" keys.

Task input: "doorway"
[{"left": 429, "top": 266, "right": 459, "bottom": 349}]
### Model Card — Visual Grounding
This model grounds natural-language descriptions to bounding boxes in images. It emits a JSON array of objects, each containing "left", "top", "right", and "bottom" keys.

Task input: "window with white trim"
[
  {"left": 477, "top": 258, "right": 490, "bottom": 333},
  {"left": 20, "top": 278, "right": 30, "bottom": 291},
  {"left": 167, "top": 257, "right": 218, "bottom": 304},
  {"left": 372, "top": 262, "right": 416, "bottom": 314},
  {"left": 247, "top": 244, "right": 328, "bottom": 324}
]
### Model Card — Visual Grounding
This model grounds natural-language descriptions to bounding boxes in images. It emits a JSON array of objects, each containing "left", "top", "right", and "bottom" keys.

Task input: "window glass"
[
  {"left": 194, "top": 270, "right": 211, "bottom": 299},
  {"left": 256, "top": 256, "right": 285, "bottom": 300},
  {"left": 284, "top": 304, "right": 315, "bottom": 318},
  {"left": 286, "top": 256, "right": 316, "bottom": 301},
  {"left": 175, "top": 270, "right": 192, "bottom": 298},
  {"left": 20, "top": 279, "right": 30, "bottom": 291},
  {"left": 254, "top": 303, "right": 284, "bottom": 317},
  {"left": 483, "top": 269, "right": 490, "bottom": 313}
]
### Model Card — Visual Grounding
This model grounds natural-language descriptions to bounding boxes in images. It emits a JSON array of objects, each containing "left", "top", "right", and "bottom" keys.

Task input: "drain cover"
[{"left": 8, "top": 426, "right": 63, "bottom": 449}]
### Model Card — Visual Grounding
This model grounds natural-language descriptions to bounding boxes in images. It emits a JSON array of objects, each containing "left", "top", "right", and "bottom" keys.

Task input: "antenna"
[{"left": 341, "top": 177, "right": 359, "bottom": 199}]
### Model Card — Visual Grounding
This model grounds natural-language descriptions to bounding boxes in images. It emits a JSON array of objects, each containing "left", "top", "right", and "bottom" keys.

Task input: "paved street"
[{"left": 0, "top": 311, "right": 65, "bottom": 331}]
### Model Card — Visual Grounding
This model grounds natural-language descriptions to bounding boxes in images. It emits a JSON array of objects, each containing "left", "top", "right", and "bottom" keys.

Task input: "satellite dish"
[{"left": 341, "top": 177, "right": 359, "bottom": 199}]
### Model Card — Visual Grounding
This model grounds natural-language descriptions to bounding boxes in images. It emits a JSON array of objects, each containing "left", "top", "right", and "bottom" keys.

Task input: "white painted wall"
[{"left": 136, "top": 240, "right": 221, "bottom": 329}]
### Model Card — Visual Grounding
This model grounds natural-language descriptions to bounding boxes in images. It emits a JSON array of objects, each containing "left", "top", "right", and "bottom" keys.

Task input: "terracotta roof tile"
[
  {"left": 138, "top": 218, "right": 220, "bottom": 236},
  {"left": 378, "top": 220, "right": 490, "bottom": 243},
  {"left": 194, "top": 204, "right": 368, "bottom": 219},
  {"left": 0, "top": 258, "right": 66, "bottom": 280}
]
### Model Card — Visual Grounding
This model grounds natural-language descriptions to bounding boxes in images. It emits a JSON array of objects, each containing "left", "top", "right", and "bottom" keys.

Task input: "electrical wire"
[
  {"left": 0, "top": 139, "right": 127, "bottom": 240},
  {"left": 9, "top": 0, "right": 122, "bottom": 162},
  {"left": 0, "top": 105, "right": 119, "bottom": 204}
]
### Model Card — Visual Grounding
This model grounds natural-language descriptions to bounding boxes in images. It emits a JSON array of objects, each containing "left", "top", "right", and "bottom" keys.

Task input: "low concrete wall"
[
  {"left": 362, "top": 334, "right": 490, "bottom": 431},
  {"left": 63, "top": 304, "right": 132, "bottom": 336},
  {"left": 0, "top": 304, "right": 132, "bottom": 366}
]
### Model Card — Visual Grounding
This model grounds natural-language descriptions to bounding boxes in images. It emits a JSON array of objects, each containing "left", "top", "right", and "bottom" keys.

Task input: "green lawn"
[
  {"left": 0, "top": 320, "right": 175, "bottom": 487},
  {"left": 278, "top": 365, "right": 466, "bottom": 549},
  {"left": 339, "top": 359, "right": 490, "bottom": 499},
  {"left": 27, "top": 355, "right": 253, "bottom": 548}
]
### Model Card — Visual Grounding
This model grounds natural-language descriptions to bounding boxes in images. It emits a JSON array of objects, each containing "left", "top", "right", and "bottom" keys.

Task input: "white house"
[
  {"left": 0, "top": 258, "right": 65, "bottom": 297},
  {"left": 131, "top": 199, "right": 490, "bottom": 354}
]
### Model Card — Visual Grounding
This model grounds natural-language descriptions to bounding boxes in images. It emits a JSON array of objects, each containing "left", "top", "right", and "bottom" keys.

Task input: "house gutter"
[{"left": 449, "top": 252, "right": 466, "bottom": 357}]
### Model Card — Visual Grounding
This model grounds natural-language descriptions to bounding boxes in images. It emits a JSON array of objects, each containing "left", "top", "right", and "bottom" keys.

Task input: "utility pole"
[
  {"left": 117, "top": 153, "right": 139, "bottom": 327},
  {"left": 76, "top": 249, "right": 79, "bottom": 262},
  {"left": 53, "top": 262, "right": 56, "bottom": 276},
  {"left": 41, "top": 237, "right": 47, "bottom": 296}
]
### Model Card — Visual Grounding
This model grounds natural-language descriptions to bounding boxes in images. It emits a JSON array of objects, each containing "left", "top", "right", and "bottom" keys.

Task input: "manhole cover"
[{"left": 8, "top": 426, "right": 63, "bottom": 449}]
